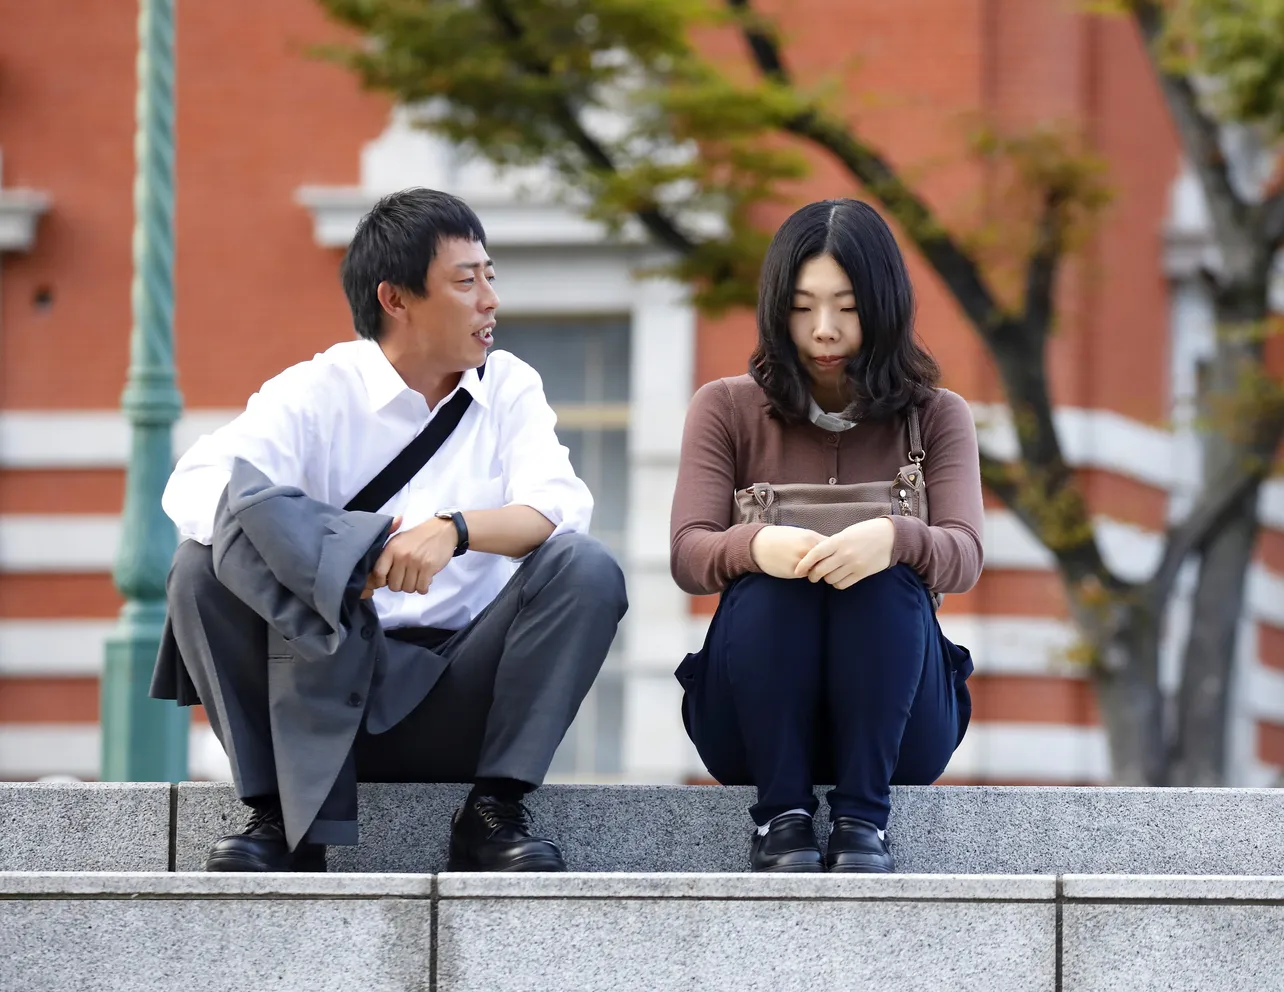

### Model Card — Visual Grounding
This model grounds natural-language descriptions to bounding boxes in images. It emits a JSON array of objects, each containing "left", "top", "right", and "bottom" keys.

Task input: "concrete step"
[
  {"left": 4, "top": 781, "right": 1282, "bottom": 874},
  {"left": 5, "top": 871, "right": 1284, "bottom": 991}
]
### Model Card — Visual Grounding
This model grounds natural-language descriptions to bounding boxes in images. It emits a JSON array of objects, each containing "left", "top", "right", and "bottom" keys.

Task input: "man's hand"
[
  {"left": 794, "top": 517, "right": 896, "bottom": 589},
  {"left": 361, "top": 514, "right": 458, "bottom": 598},
  {"left": 750, "top": 525, "right": 825, "bottom": 580}
]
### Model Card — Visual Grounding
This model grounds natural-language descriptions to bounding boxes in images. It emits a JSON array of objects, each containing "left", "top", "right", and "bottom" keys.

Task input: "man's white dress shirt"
[{"left": 162, "top": 339, "right": 594, "bottom": 631}]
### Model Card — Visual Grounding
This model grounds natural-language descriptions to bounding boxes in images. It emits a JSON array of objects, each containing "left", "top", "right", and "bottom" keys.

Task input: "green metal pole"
[{"left": 101, "top": 0, "right": 188, "bottom": 782}]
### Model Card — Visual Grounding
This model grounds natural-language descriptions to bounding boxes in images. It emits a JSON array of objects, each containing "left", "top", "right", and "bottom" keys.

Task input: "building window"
[{"left": 496, "top": 315, "right": 630, "bottom": 779}]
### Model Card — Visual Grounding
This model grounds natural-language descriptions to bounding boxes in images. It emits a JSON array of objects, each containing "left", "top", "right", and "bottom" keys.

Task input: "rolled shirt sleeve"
[
  {"left": 162, "top": 365, "right": 316, "bottom": 545},
  {"left": 494, "top": 363, "right": 594, "bottom": 538}
]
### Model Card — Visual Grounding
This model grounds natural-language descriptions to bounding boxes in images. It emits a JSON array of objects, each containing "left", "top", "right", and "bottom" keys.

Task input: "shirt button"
[
  {"left": 828, "top": 477, "right": 838, "bottom": 485},
  {"left": 826, "top": 435, "right": 839, "bottom": 445},
  {"left": 361, "top": 625, "right": 375, "bottom": 641},
  {"left": 347, "top": 692, "right": 363, "bottom": 708}
]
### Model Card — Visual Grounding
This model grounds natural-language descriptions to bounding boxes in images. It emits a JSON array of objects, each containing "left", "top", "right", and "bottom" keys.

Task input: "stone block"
[
  {"left": 175, "top": 781, "right": 472, "bottom": 872},
  {"left": 0, "top": 872, "right": 434, "bottom": 992},
  {"left": 1062, "top": 874, "right": 1284, "bottom": 901},
  {"left": 176, "top": 782, "right": 768, "bottom": 872},
  {"left": 176, "top": 783, "right": 1284, "bottom": 875},
  {"left": 437, "top": 870, "right": 1056, "bottom": 901},
  {"left": 885, "top": 785, "right": 1284, "bottom": 874},
  {"left": 436, "top": 871, "right": 1056, "bottom": 992},
  {"left": 1061, "top": 875, "right": 1284, "bottom": 991},
  {"left": 0, "top": 782, "right": 169, "bottom": 871}
]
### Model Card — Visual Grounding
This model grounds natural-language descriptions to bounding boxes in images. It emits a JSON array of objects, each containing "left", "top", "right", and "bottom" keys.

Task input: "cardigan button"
[{"left": 828, "top": 477, "right": 837, "bottom": 485}]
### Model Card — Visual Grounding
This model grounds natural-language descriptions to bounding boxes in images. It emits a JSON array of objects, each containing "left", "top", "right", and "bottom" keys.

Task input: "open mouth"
[{"left": 474, "top": 324, "right": 495, "bottom": 347}]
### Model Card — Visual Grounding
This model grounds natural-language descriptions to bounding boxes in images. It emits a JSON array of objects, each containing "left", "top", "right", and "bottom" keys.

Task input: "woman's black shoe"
[
  {"left": 204, "top": 804, "right": 328, "bottom": 872},
  {"left": 447, "top": 795, "right": 567, "bottom": 872},
  {"left": 825, "top": 816, "right": 894, "bottom": 873},
  {"left": 749, "top": 812, "right": 824, "bottom": 872}
]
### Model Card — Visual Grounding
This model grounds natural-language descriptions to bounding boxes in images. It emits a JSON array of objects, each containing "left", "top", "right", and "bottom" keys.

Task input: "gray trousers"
[{"left": 168, "top": 532, "right": 627, "bottom": 845}]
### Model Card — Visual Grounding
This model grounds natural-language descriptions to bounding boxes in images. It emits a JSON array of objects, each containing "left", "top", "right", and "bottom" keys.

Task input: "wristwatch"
[{"left": 434, "top": 509, "right": 469, "bottom": 557}]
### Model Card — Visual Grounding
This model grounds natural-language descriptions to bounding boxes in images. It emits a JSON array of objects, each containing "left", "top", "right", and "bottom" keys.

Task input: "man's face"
[{"left": 402, "top": 237, "right": 498, "bottom": 370}]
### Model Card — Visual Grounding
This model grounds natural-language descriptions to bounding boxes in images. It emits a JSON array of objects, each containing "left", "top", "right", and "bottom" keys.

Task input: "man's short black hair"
[{"left": 340, "top": 187, "right": 488, "bottom": 341}]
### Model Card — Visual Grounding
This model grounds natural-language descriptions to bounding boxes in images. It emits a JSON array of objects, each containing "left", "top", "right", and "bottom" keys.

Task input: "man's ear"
[{"left": 376, "top": 281, "right": 406, "bottom": 323}]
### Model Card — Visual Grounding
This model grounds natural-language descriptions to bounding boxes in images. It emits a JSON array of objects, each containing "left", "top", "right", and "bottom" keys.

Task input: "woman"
[{"left": 670, "top": 199, "right": 982, "bottom": 873}]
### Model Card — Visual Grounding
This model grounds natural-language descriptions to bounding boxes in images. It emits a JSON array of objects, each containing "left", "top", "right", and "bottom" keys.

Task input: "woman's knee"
[
  {"left": 724, "top": 572, "right": 823, "bottom": 616},
  {"left": 834, "top": 564, "right": 930, "bottom": 617}
]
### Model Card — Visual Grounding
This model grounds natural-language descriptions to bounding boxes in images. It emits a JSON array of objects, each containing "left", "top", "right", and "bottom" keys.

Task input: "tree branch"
[
  {"left": 1132, "top": 2, "right": 1255, "bottom": 276},
  {"left": 484, "top": 0, "right": 697, "bottom": 257},
  {"left": 1024, "top": 190, "right": 1065, "bottom": 339},
  {"left": 726, "top": 0, "right": 1007, "bottom": 340},
  {"left": 1146, "top": 468, "right": 1260, "bottom": 611},
  {"left": 978, "top": 449, "right": 1024, "bottom": 509},
  {"left": 1262, "top": 189, "right": 1284, "bottom": 254},
  {"left": 726, "top": 0, "right": 787, "bottom": 82},
  {"left": 1148, "top": 381, "right": 1284, "bottom": 610}
]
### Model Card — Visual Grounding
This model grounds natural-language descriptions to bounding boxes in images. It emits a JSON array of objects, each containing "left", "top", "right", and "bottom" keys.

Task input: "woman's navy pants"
[{"left": 676, "top": 565, "right": 973, "bottom": 829}]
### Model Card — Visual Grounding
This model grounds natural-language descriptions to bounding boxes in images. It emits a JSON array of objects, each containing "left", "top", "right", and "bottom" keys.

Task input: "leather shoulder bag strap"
[
  {"left": 343, "top": 363, "right": 486, "bottom": 514},
  {"left": 906, "top": 404, "right": 925, "bottom": 465}
]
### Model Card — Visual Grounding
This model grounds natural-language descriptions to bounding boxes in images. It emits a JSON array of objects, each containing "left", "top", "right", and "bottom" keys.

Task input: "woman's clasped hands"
[{"left": 750, "top": 518, "right": 895, "bottom": 590}]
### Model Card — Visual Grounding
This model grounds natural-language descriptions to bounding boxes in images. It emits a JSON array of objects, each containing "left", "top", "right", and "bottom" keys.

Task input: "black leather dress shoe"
[
  {"left": 205, "top": 804, "right": 328, "bottom": 872},
  {"left": 447, "top": 795, "right": 567, "bottom": 872},
  {"left": 749, "top": 812, "right": 824, "bottom": 873},
  {"left": 826, "top": 816, "right": 894, "bottom": 873}
]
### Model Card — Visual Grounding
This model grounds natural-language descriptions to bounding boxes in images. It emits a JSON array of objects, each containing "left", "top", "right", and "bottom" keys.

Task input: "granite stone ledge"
[
  {"left": 175, "top": 780, "right": 473, "bottom": 872},
  {"left": 437, "top": 871, "right": 1056, "bottom": 902},
  {"left": 439, "top": 889, "right": 1055, "bottom": 992},
  {"left": 1062, "top": 874, "right": 1284, "bottom": 902},
  {"left": 1062, "top": 901, "right": 1284, "bottom": 992},
  {"left": 1, "top": 891, "right": 433, "bottom": 992},
  {"left": 884, "top": 785, "right": 1284, "bottom": 875},
  {"left": 176, "top": 782, "right": 769, "bottom": 872},
  {"left": 0, "top": 783, "right": 169, "bottom": 872},
  {"left": 0, "top": 871, "right": 435, "bottom": 898},
  {"left": 174, "top": 782, "right": 1284, "bottom": 875}
]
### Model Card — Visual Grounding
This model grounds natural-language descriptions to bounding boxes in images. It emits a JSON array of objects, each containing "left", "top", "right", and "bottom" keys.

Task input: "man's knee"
[
  {"left": 535, "top": 532, "right": 627, "bottom": 611},
  {"left": 168, "top": 540, "right": 221, "bottom": 598}
]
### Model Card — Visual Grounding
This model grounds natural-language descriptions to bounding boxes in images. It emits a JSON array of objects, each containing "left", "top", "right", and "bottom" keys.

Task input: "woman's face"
[{"left": 788, "top": 253, "right": 862, "bottom": 388}]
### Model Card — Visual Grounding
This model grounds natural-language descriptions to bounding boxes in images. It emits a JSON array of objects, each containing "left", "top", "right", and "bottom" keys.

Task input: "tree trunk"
[
  {"left": 1166, "top": 282, "right": 1273, "bottom": 785},
  {"left": 1168, "top": 490, "right": 1261, "bottom": 785},
  {"left": 1081, "top": 597, "right": 1168, "bottom": 784}
]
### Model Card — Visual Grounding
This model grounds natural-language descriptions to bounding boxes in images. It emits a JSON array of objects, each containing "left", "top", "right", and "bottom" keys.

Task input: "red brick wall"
[{"left": 0, "top": 0, "right": 389, "bottom": 415}]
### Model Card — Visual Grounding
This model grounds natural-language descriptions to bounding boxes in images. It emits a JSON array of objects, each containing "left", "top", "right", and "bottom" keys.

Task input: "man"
[{"left": 152, "top": 187, "right": 627, "bottom": 872}]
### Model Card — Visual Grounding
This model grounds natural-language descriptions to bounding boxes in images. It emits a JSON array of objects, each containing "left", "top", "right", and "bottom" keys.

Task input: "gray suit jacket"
[{"left": 152, "top": 458, "right": 452, "bottom": 848}]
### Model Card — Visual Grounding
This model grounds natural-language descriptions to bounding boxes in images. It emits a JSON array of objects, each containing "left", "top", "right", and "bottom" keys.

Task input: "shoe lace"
[
  {"left": 243, "top": 804, "right": 283, "bottom": 834},
  {"left": 474, "top": 795, "right": 531, "bottom": 833}
]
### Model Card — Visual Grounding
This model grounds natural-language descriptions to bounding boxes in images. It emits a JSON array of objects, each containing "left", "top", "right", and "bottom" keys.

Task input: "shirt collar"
[
  {"left": 456, "top": 363, "right": 490, "bottom": 409},
  {"left": 808, "top": 396, "right": 857, "bottom": 433},
  {"left": 355, "top": 339, "right": 490, "bottom": 412}
]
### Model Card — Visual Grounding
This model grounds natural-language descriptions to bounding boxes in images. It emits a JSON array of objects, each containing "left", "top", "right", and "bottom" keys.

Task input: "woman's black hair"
[{"left": 749, "top": 198, "right": 940, "bottom": 423}]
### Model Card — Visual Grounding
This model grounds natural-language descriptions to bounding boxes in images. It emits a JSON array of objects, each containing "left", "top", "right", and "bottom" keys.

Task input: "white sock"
[{"left": 757, "top": 808, "right": 810, "bottom": 836}]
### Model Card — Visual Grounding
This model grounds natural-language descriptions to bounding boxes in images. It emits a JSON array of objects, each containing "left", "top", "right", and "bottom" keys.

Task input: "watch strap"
[{"left": 446, "top": 511, "right": 469, "bottom": 557}]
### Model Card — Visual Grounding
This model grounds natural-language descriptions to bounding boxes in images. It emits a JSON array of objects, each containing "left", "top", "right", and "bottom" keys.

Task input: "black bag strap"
[{"left": 344, "top": 364, "right": 485, "bottom": 514}]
